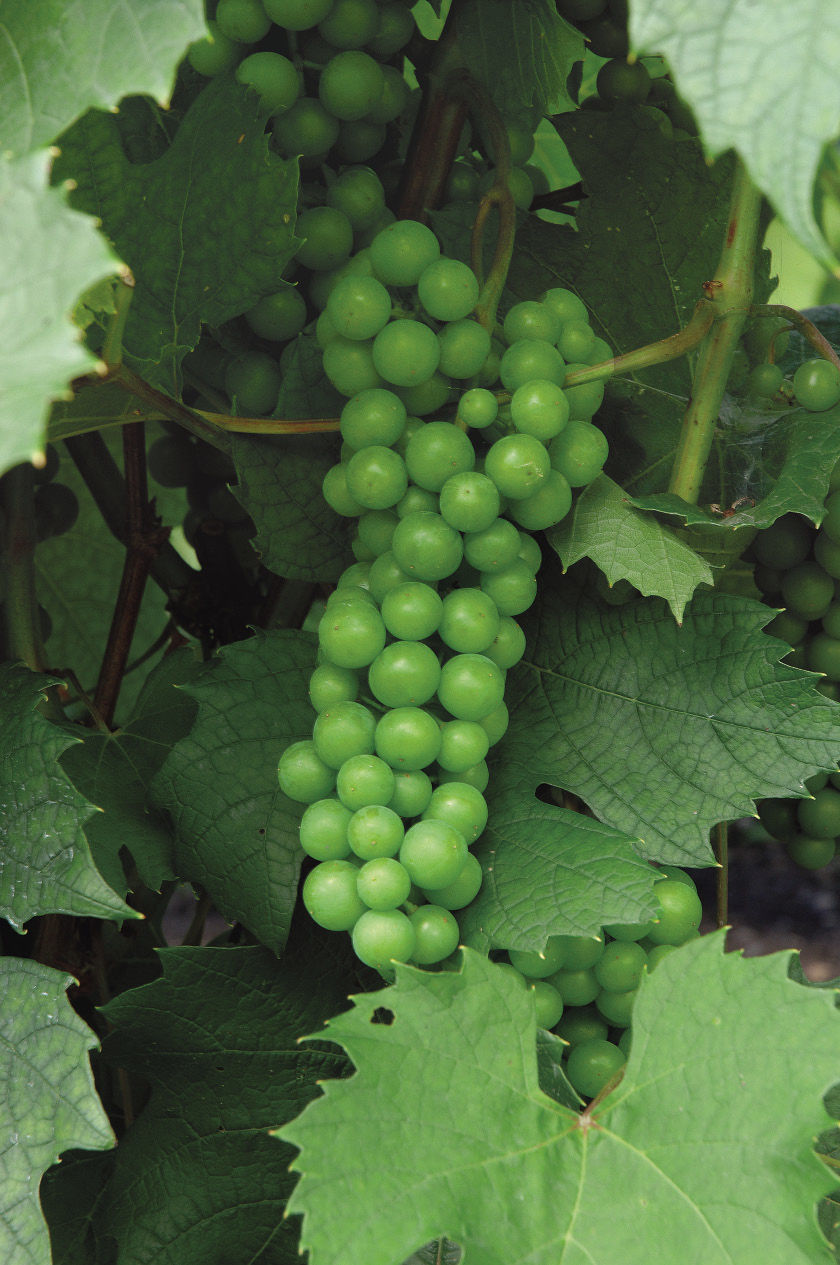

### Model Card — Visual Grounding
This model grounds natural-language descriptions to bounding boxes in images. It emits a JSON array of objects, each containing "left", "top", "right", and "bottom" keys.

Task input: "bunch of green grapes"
[
  {"left": 751, "top": 357, "right": 840, "bottom": 870},
  {"left": 498, "top": 865, "right": 702, "bottom": 1100},
  {"left": 277, "top": 218, "right": 614, "bottom": 974}
]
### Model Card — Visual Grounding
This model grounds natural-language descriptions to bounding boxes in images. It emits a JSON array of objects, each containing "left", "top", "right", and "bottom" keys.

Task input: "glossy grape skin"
[
  {"left": 439, "top": 472, "right": 500, "bottom": 534},
  {"left": 405, "top": 423, "right": 476, "bottom": 493},
  {"left": 336, "top": 753, "right": 396, "bottom": 809},
  {"left": 380, "top": 582, "right": 443, "bottom": 640},
  {"left": 438, "top": 654, "right": 506, "bottom": 722},
  {"left": 370, "top": 220, "right": 441, "bottom": 287},
  {"left": 327, "top": 277, "right": 392, "bottom": 342},
  {"left": 303, "top": 859, "right": 367, "bottom": 930},
  {"left": 245, "top": 287, "right": 307, "bottom": 342},
  {"left": 368, "top": 640, "right": 442, "bottom": 707},
  {"left": 408, "top": 905, "right": 460, "bottom": 965},
  {"left": 299, "top": 799, "right": 353, "bottom": 860},
  {"left": 236, "top": 51, "right": 301, "bottom": 115},
  {"left": 355, "top": 857, "right": 412, "bottom": 910},
  {"left": 375, "top": 706, "right": 442, "bottom": 771},
  {"left": 793, "top": 359, "right": 840, "bottom": 411},
  {"left": 566, "top": 1038, "right": 626, "bottom": 1099},
  {"left": 508, "top": 938, "right": 567, "bottom": 979},
  {"left": 351, "top": 908, "right": 416, "bottom": 968},
  {"left": 319, "top": 50, "right": 384, "bottom": 121},
  {"left": 484, "top": 434, "right": 550, "bottom": 500},
  {"left": 278, "top": 740, "right": 335, "bottom": 803},
  {"left": 646, "top": 879, "right": 703, "bottom": 945},
  {"left": 373, "top": 320, "right": 441, "bottom": 387},
  {"left": 594, "top": 940, "right": 647, "bottom": 992},
  {"left": 423, "top": 851, "right": 483, "bottom": 908},
  {"left": 417, "top": 257, "right": 480, "bottom": 321},
  {"left": 400, "top": 819, "right": 468, "bottom": 889},
  {"left": 347, "top": 804, "right": 405, "bottom": 860},
  {"left": 391, "top": 512, "right": 464, "bottom": 582},
  {"left": 422, "top": 781, "right": 488, "bottom": 843},
  {"left": 273, "top": 98, "right": 340, "bottom": 158},
  {"left": 548, "top": 420, "right": 609, "bottom": 486},
  {"left": 439, "top": 588, "right": 501, "bottom": 654}
]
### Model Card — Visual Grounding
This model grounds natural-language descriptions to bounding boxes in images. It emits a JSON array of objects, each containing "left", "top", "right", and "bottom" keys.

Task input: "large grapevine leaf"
[
  {"left": 150, "top": 629, "right": 316, "bottom": 953},
  {"left": 0, "top": 664, "right": 132, "bottom": 927},
  {"left": 0, "top": 151, "right": 116, "bottom": 478},
  {"left": 0, "top": 0, "right": 204, "bottom": 157},
  {"left": 498, "top": 577, "right": 840, "bottom": 865},
  {"left": 60, "top": 648, "right": 202, "bottom": 895},
  {"left": 458, "top": 795, "right": 658, "bottom": 954},
  {"left": 547, "top": 474, "right": 713, "bottom": 620},
  {"left": 54, "top": 78, "right": 300, "bottom": 395},
  {"left": 93, "top": 938, "right": 353, "bottom": 1265},
  {"left": 631, "top": 0, "right": 840, "bottom": 265},
  {"left": 0, "top": 958, "right": 114, "bottom": 1265},
  {"left": 281, "top": 940, "right": 840, "bottom": 1265},
  {"left": 454, "top": 0, "right": 583, "bottom": 118},
  {"left": 40, "top": 1151, "right": 114, "bottom": 1265}
]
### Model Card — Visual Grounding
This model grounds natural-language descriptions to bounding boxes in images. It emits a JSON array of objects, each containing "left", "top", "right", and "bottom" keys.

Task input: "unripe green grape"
[
  {"left": 309, "top": 663, "right": 359, "bottom": 711},
  {"left": 347, "top": 803, "right": 405, "bottom": 860},
  {"left": 781, "top": 562, "right": 834, "bottom": 622},
  {"left": 510, "top": 379, "right": 570, "bottom": 441},
  {"left": 397, "top": 373, "right": 452, "bottom": 418},
  {"left": 368, "top": 640, "right": 441, "bottom": 707},
  {"left": 786, "top": 835, "right": 836, "bottom": 869},
  {"left": 555, "top": 1006, "right": 608, "bottom": 1048},
  {"left": 647, "top": 879, "right": 703, "bottom": 945},
  {"left": 187, "top": 22, "right": 241, "bottom": 76},
  {"left": 555, "top": 936, "right": 604, "bottom": 970},
  {"left": 509, "top": 937, "right": 567, "bottom": 979},
  {"left": 480, "top": 560, "right": 538, "bottom": 617},
  {"left": 485, "top": 433, "right": 550, "bottom": 500},
  {"left": 299, "top": 798, "right": 353, "bottom": 860},
  {"left": 381, "top": 582, "right": 443, "bottom": 640},
  {"left": 500, "top": 339, "right": 566, "bottom": 391},
  {"left": 326, "top": 276, "right": 392, "bottom": 343},
  {"left": 439, "top": 472, "right": 500, "bottom": 534},
  {"left": 437, "top": 320, "right": 492, "bottom": 379},
  {"left": 336, "top": 753, "right": 396, "bottom": 809},
  {"left": 296, "top": 207, "right": 354, "bottom": 272},
  {"left": 319, "top": 50, "right": 384, "bottom": 121},
  {"left": 215, "top": 0, "right": 270, "bottom": 42},
  {"left": 566, "top": 1038, "right": 625, "bottom": 1099},
  {"left": 340, "top": 388, "right": 406, "bottom": 452},
  {"left": 645, "top": 943, "right": 676, "bottom": 971},
  {"left": 422, "top": 780, "right": 488, "bottom": 843},
  {"left": 597, "top": 57, "right": 651, "bottom": 106},
  {"left": 603, "top": 917, "right": 653, "bottom": 942},
  {"left": 814, "top": 531, "right": 840, "bottom": 580},
  {"left": 437, "top": 720, "right": 490, "bottom": 773},
  {"left": 312, "top": 700, "right": 376, "bottom": 768},
  {"left": 263, "top": 0, "right": 333, "bottom": 29},
  {"left": 367, "top": 1, "right": 415, "bottom": 56},
  {"left": 356, "top": 857, "right": 412, "bottom": 909},
  {"left": 236, "top": 52, "right": 301, "bottom": 117},
  {"left": 479, "top": 166, "right": 533, "bottom": 210},
  {"left": 225, "top": 352, "right": 282, "bottom": 415},
  {"left": 807, "top": 633, "right": 840, "bottom": 679},
  {"left": 541, "top": 287, "right": 588, "bottom": 326},
  {"left": 352, "top": 908, "right": 416, "bottom": 968},
  {"left": 303, "top": 859, "right": 367, "bottom": 930},
  {"left": 438, "top": 653, "right": 505, "bottom": 722},
  {"left": 528, "top": 981, "right": 563, "bottom": 1029},
  {"left": 409, "top": 905, "right": 460, "bottom": 964},
  {"left": 557, "top": 320, "right": 596, "bottom": 363},
  {"left": 446, "top": 161, "right": 481, "bottom": 202},
  {"left": 464, "top": 518, "right": 522, "bottom": 572},
  {"left": 365, "top": 66, "right": 411, "bottom": 125},
  {"left": 370, "top": 220, "right": 441, "bottom": 287},
  {"left": 278, "top": 740, "right": 335, "bottom": 803},
  {"left": 318, "top": 599, "right": 386, "bottom": 667},
  {"left": 272, "top": 97, "right": 339, "bottom": 158},
  {"left": 595, "top": 986, "right": 637, "bottom": 1028},
  {"left": 367, "top": 550, "right": 412, "bottom": 602},
  {"left": 458, "top": 387, "right": 498, "bottom": 429},
  {"left": 483, "top": 616, "right": 526, "bottom": 670},
  {"left": 503, "top": 301, "right": 561, "bottom": 346},
  {"left": 508, "top": 469, "right": 573, "bottom": 531},
  {"left": 548, "top": 419, "right": 609, "bottom": 486},
  {"left": 326, "top": 167, "right": 385, "bottom": 232},
  {"left": 562, "top": 364, "right": 606, "bottom": 419},
  {"left": 792, "top": 358, "right": 840, "bottom": 411},
  {"left": 336, "top": 563, "right": 374, "bottom": 592},
  {"left": 372, "top": 319, "right": 441, "bottom": 388},
  {"left": 400, "top": 819, "right": 468, "bottom": 888},
  {"left": 436, "top": 759, "right": 490, "bottom": 793},
  {"left": 397, "top": 483, "right": 438, "bottom": 516},
  {"left": 584, "top": 335, "right": 613, "bottom": 366},
  {"left": 323, "top": 337, "right": 384, "bottom": 397},
  {"left": 439, "top": 588, "right": 500, "bottom": 653},
  {"left": 375, "top": 705, "right": 442, "bottom": 770},
  {"left": 245, "top": 286, "right": 307, "bottom": 342},
  {"left": 405, "top": 422, "right": 476, "bottom": 493},
  {"left": 797, "top": 787, "right": 840, "bottom": 839},
  {"left": 318, "top": 0, "right": 379, "bottom": 47},
  {"left": 551, "top": 967, "right": 599, "bottom": 1007},
  {"left": 391, "top": 511, "right": 464, "bottom": 581},
  {"left": 345, "top": 445, "right": 408, "bottom": 509},
  {"left": 422, "top": 851, "right": 482, "bottom": 909},
  {"left": 753, "top": 513, "right": 812, "bottom": 570},
  {"left": 388, "top": 770, "right": 434, "bottom": 818},
  {"left": 594, "top": 940, "right": 647, "bottom": 991},
  {"left": 357, "top": 509, "right": 398, "bottom": 557},
  {"left": 747, "top": 362, "right": 784, "bottom": 398},
  {"left": 417, "top": 257, "right": 480, "bottom": 322}
]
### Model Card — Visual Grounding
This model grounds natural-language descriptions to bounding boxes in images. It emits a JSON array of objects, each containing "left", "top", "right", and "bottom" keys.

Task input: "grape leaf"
[
  {"left": 93, "top": 938, "right": 353, "bottom": 1265},
  {"left": 281, "top": 939, "right": 840, "bottom": 1265},
  {"left": 0, "top": 664, "right": 132, "bottom": 927},
  {"left": 497, "top": 576, "right": 840, "bottom": 866},
  {"left": 46, "top": 380, "right": 161, "bottom": 446},
  {"left": 458, "top": 795, "right": 658, "bottom": 953},
  {"left": 150, "top": 630, "right": 317, "bottom": 953},
  {"left": 40, "top": 1150, "right": 114, "bottom": 1265},
  {"left": 60, "top": 648, "right": 202, "bottom": 895},
  {"left": 54, "top": 78, "right": 300, "bottom": 395},
  {"left": 0, "top": 958, "right": 114, "bottom": 1265},
  {"left": 0, "top": 151, "right": 117, "bottom": 479},
  {"left": 547, "top": 474, "right": 713, "bottom": 620},
  {"left": 0, "top": 0, "right": 204, "bottom": 157},
  {"left": 631, "top": 0, "right": 840, "bottom": 265},
  {"left": 453, "top": 0, "right": 583, "bottom": 119}
]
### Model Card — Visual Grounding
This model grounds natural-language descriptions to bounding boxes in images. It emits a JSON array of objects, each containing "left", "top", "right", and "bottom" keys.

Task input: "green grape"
[
  {"left": 446, "top": 161, "right": 481, "bottom": 202},
  {"left": 326, "top": 167, "right": 386, "bottom": 232},
  {"left": 368, "top": 550, "right": 412, "bottom": 602},
  {"left": 436, "top": 760, "right": 490, "bottom": 793},
  {"left": 345, "top": 445, "right": 408, "bottom": 509},
  {"left": 299, "top": 798, "right": 353, "bottom": 860},
  {"left": 340, "top": 388, "right": 406, "bottom": 451},
  {"left": 225, "top": 352, "right": 282, "bottom": 415},
  {"left": 595, "top": 986, "right": 637, "bottom": 1028},
  {"left": 439, "top": 472, "right": 500, "bottom": 534},
  {"left": 550, "top": 967, "right": 599, "bottom": 1007},
  {"left": 367, "top": 1, "right": 415, "bottom": 56},
  {"left": 318, "top": 598, "right": 386, "bottom": 667},
  {"left": 370, "top": 220, "right": 441, "bottom": 287},
  {"left": 312, "top": 700, "right": 376, "bottom": 768},
  {"left": 479, "top": 560, "right": 538, "bottom": 617},
  {"left": 236, "top": 52, "right": 301, "bottom": 114},
  {"left": 793, "top": 359, "right": 840, "bottom": 411},
  {"left": 365, "top": 66, "right": 411, "bottom": 125},
  {"left": 464, "top": 518, "right": 522, "bottom": 572},
  {"left": 409, "top": 905, "right": 460, "bottom": 965},
  {"left": 647, "top": 879, "right": 702, "bottom": 945},
  {"left": 396, "top": 482, "right": 438, "bottom": 515},
  {"left": 357, "top": 509, "right": 398, "bottom": 556},
  {"left": 400, "top": 819, "right": 468, "bottom": 888},
  {"left": 423, "top": 851, "right": 482, "bottom": 909},
  {"left": 336, "top": 563, "right": 374, "bottom": 591},
  {"left": 336, "top": 753, "right": 396, "bottom": 809},
  {"left": 303, "top": 859, "right": 367, "bottom": 930},
  {"left": 808, "top": 633, "right": 840, "bottom": 679},
  {"left": 309, "top": 663, "right": 359, "bottom": 711},
  {"left": 372, "top": 319, "right": 441, "bottom": 387},
  {"left": 603, "top": 917, "right": 653, "bottom": 942},
  {"left": 645, "top": 943, "right": 676, "bottom": 971},
  {"left": 278, "top": 740, "right": 335, "bottom": 802},
  {"left": 823, "top": 490, "right": 840, "bottom": 544},
  {"left": 508, "top": 938, "right": 567, "bottom": 979},
  {"left": 375, "top": 705, "right": 442, "bottom": 770},
  {"left": 417, "top": 257, "right": 480, "bottom": 322},
  {"left": 391, "top": 511, "right": 464, "bottom": 581},
  {"left": 245, "top": 286, "right": 307, "bottom": 342},
  {"left": 566, "top": 1038, "right": 625, "bottom": 1099},
  {"left": 388, "top": 769, "right": 433, "bottom": 818},
  {"left": 484, "top": 434, "right": 550, "bottom": 500},
  {"left": 187, "top": 22, "right": 241, "bottom": 76},
  {"left": 476, "top": 699, "right": 509, "bottom": 745},
  {"left": 381, "top": 582, "right": 443, "bottom": 640},
  {"left": 263, "top": 0, "right": 333, "bottom": 29},
  {"left": 422, "top": 781, "right": 488, "bottom": 843},
  {"left": 581, "top": 14, "right": 628, "bottom": 58},
  {"left": 752, "top": 513, "right": 812, "bottom": 570},
  {"left": 787, "top": 835, "right": 836, "bottom": 868},
  {"left": 555, "top": 1005, "right": 608, "bottom": 1048},
  {"left": 352, "top": 908, "right": 416, "bottom": 968},
  {"left": 368, "top": 640, "right": 441, "bottom": 707},
  {"left": 510, "top": 379, "right": 570, "bottom": 441},
  {"left": 593, "top": 941, "right": 647, "bottom": 992},
  {"left": 323, "top": 337, "right": 384, "bottom": 396},
  {"left": 500, "top": 339, "right": 566, "bottom": 391},
  {"left": 397, "top": 373, "right": 452, "bottom": 418},
  {"left": 318, "top": 0, "right": 380, "bottom": 47},
  {"left": 541, "top": 287, "right": 588, "bottom": 326},
  {"left": 797, "top": 787, "right": 840, "bottom": 838},
  {"left": 815, "top": 531, "right": 840, "bottom": 580},
  {"left": 458, "top": 387, "right": 499, "bottom": 429},
  {"left": 405, "top": 422, "right": 476, "bottom": 493},
  {"left": 597, "top": 57, "right": 651, "bottom": 105},
  {"left": 555, "top": 936, "right": 604, "bottom": 970},
  {"left": 273, "top": 97, "right": 340, "bottom": 158},
  {"left": 439, "top": 588, "right": 501, "bottom": 653},
  {"left": 780, "top": 562, "right": 834, "bottom": 621},
  {"left": 215, "top": 0, "right": 270, "bottom": 42},
  {"left": 503, "top": 301, "right": 560, "bottom": 346},
  {"left": 483, "top": 616, "right": 526, "bottom": 670},
  {"left": 296, "top": 207, "right": 354, "bottom": 271},
  {"left": 584, "top": 336, "right": 613, "bottom": 366},
  {"left": 747, "top": 362, "right": 784, "bottom": 398},
  {"left": 437, "top": 320, "right": 492, "bottom": 379},
  {"left": 355, "top": 857, "right": 412, "bottom": 910},
  {"left": 562, "top": 364, "right": 606, "bottom": 419},
  {"left": 529, "top": 981, "right": 564, "bottom": 1029},
  {"left": 437, "top": 720, "right": 490, "bottom": 773},
  {"left": 319, "top": 51, "right": 384, "bottom": 120},
  {"left": 548, "top": 419, "right": 609, "bottom": 486},
  {"left": 437, "top": 653, "right": 505, "bottom": 722},
  {"left": 347, "top": 803, "right": 405, "bottom": 859},
  {"left": 508, "top": 469, "right": 572, "bottom": 531},
  {"left": 479, "top": 166, "right": 533, "bottom": 210},
  {"left": 325, "top": 276, "right": 392, "bottom": 342},
  {"left": 556, "top": 320, "right": 595, "bottom": 363}
]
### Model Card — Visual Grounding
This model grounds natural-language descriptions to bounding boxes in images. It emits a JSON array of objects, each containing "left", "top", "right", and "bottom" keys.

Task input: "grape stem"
[
  {"left": 668, "top": 160, "right": 764, "bottom": 504},
  {"left": 749, "top": 303, "right": 840, "bottom": 371},
  {"left": 398, "top": 20, "right": 466, "bottom": 220},
  {"left": 713, "top": 821, "right": 728, "bottom": 929},
  {"left": 560, "top": 300, "right": 715, "bottom": 390}
]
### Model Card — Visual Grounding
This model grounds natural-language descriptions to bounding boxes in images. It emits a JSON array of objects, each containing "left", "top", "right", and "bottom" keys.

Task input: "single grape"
[
  {"left": 372, "top": 319, "right": 441, "bottom": 387},
  {"left": 510, "top": 379, "right": 570, "bottom": 441},
  {"left": 437, "top": 720, "right": 490, "bottom": 773},
  {"left": 550, "top": 967, "right": 599, "bottom": 1007},
  {"left": 423, "top": 851, "right": 483, "bottom": 908},
  {"left": 318, "top": 599, "right": 386, "bottom": 667},
  {"left": 351, "top": 908, "right": 416, "bottom": 969},
  {"left": 508, "top": 469, "right": 572, "bottom": 531},
  {"left": 463, "top": 519, "right": 522, "bottom": 572},
  {"left": 417, "top": 257, "right": 480, "bottom": 322},
  {"left": 368, "top": 550, "right": 412, "bottom": 602},
  {"left": 484, "top": 433, "right": 550, "bottom": 500},
  {"left": 368, "top": 640, "right": 442, "bottom": 707},
  {"left": 312, "top": 700, "right": 376, "bottom": 768},
  {"left": 647, "top": 879, "right": 703, "bottom": 945},
  {"left": 409, "top": 905, "right": 460, "bottom": 965},
  {"left": 355, "top": 857, "right": 412, "bottom": 910},
  {"left": 336, "top": 753, "right": 396, "bottom": 809},
  {"left": 541, "top": 287, "right": 588, "bottom": 326},
  {"left": 793, "top": 359, "right": 840, "bottom": 411},
  {"left": 594, "top": 940, "right": 647, "bottom": 991},
  {"left": 595, "top": 986, "right": 637, "bottom": 1028},
  {"left": 509, "top": 938, "right": 567, "bottom": 979},
  {"left": 225, "top": 352, "right": 282, "bottom": 415},
  {"left": 326, "top": 276, "right": 392, "bottom": 342},
  {"left": 381, "top": 582, "right": 443, "bottom": 640},
  {"left": 215, "top": 0, "right": 270, "bottom": 42},
  {"left": 437, "top": 320, "right": 492, "bottom": 379},
  {"left": 479, "top": 560, "right": 538, "bottom": 617},
  {"left": 483, "top": 617, "right": 526, "bottom": 670},
  {"left": 438, "top": 653, "right": 505, "bottom": 722},
  {"left": 326, "top": 166, "right": 386, "bottom": 231},
  {"left": 422, "top": 781, "right": 488, "bottom": 843},
  {"left": 555, "top": 936, "right": 604, "bottom": 970},
  {"left": 548, "top": 420, "right": 609, "bottom": 486},
  {"left": 236, "top": 51, "right": 301, "bottom": 115},
  {"left": 797, "top": 787, "right": 840, "bottom": 839},
  {"left": 787, "top": 835, "right": 836, "bottom": 869},
  {"left": 388, "top": 769, "right": 434, "bottom": 818},
  {"left": 245, "top": 287, "right": 307, "bottom": 342},
  {"left": 530, "top": 981, "right": 564, "bottom": 1029},
  {"left": 500, "top": 339, "right": 566, "bottom": 391},
  {"left": 458, "top": 387, "right": 499, "bottom": 429},
  {"left": 439, "top": 588, "right": 501, "bottom": 653},
  {"left": 273, "top": 97, "right": 340, "bottom": 158},
  {"left": 597, "top": 57, "right": 651, "bottom": 106},
  {"left": 368, "top": 1, "right": 415, "bottom": 56},
  {"left": 299, "top": 798, "right": 353, "bottom": 861},
  {"left": 781, "top": 562, "right": 834, "bottom": 622},
  {"left": 309, "top": 663, "right": 359, "bottom": 711},
  {"left": 296, "top": 206, "right": 354, "bottom": 271},
  {"left": 369, "top": 220, "right": 441, "bottom": 287},
  {"left": 345, "top": 445, "right": 408, "bottom": 509},
  {"left": 323, "top": 337, "right": 384, "bottom": 396},
  {"left": 278, "top": 740, "right": 336, "bottom": 802},
  {"left": 187, "top": 22, "right": 240, "bottom": 76},
  {"left": 503, "top": 301, "right": 561, "bottom": 346},
  {"left": 557, "top": 320, "right": 596, "bottom": 363},
  {"left": 391, "top": 511, "right": 464, "bottom": 581},
  {"left": 303, "top": 859, "right": 367, "bottom": 930},
  {"left": 347, "top": 803, "right": 405, "bottom": 860},
  {"left": 365, "top": 66, "right": 411, "bottom": 125},
  {"left": 397, "top": 373, "right": 453, "bottom": 418},
  {"left": 319, "top": 50, "right": 384, "bottom": 120},
  {"left": 400, "top": 819, "right": 468, "bottom": 889},
  {"left": 566, "top": 1038, "right": 626, "bottom": 1099},
  {"left": 375, "top": 705, "right": 442, "bottom": 770},
  {"left": 562, "top": 365, "right": 606, "bottom": 419},
  {"left": 752, "top": 513, "right": 813, "bottom": 570},
  {"left": 318, "top": 0, "right": 380, "bottom": 48},
  {"left": 555, "top": 1005, "right": 608, "bottom": 1048}
]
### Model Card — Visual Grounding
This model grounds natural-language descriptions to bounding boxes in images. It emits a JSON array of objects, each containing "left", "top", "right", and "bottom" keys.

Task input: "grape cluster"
[
  {"left": 750, "top": 357, "right": 840, "bottom": 868},
  {"left": 498, "top": 865, "right": 702, "bottom": 1100},
  {"left": 276, "top": 218, "right": 612, "bottom": 972}
]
